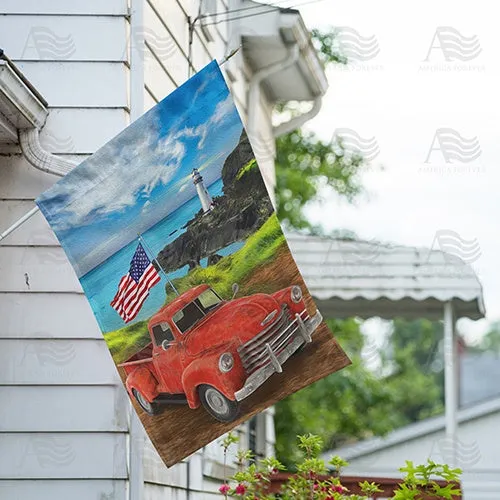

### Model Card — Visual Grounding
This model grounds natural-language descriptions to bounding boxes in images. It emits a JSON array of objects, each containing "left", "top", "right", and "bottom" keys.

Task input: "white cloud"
[{"left": 47, "top": 117, "right": 186, "bottom": 231}]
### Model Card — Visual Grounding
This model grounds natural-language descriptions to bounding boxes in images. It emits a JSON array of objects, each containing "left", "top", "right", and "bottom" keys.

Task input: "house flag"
[{"left": 35, "top": 61, "right": 350, "bottom": 467}]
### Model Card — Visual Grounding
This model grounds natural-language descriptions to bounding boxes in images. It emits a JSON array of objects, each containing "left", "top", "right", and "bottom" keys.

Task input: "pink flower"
[
  {"left": 234, "top": 483, "right": 246, "bottom": 495},
  {"left": 271, "top": 467, "right": 279, "bottom": 475},
  {"left": 219, "top": 484, "right": 230, "bottom": 495}
]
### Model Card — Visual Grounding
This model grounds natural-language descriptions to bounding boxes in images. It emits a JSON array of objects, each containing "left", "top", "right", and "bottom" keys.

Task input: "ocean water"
[{"left": 80, "top": 178, "right": 244, "bottom": 333}]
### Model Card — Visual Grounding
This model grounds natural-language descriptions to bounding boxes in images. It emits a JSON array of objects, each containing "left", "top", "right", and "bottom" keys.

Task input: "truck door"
[{"left": 150, "top": 322, "right": 184, "bottom": 394}]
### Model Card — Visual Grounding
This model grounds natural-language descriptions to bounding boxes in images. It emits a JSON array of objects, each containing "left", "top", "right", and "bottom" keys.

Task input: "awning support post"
[{"left": 444, "top": 300, "right": 458, "bottom": 466}]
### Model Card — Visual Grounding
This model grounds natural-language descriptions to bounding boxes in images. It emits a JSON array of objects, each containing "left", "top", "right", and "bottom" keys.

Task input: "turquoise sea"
[{"left": 80, "top": 178, "right": 243, "bottom": 333}]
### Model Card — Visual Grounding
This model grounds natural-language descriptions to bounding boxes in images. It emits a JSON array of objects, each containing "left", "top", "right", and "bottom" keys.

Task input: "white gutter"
[
  {"left": 272, "top": 95, "right": 322, "bottom": 138},
  {"left": 0, "top": 52, "right": 76, "bottom": 243},
  {"left": 129, "top": 0, "right": 146, "bottom": 499}
]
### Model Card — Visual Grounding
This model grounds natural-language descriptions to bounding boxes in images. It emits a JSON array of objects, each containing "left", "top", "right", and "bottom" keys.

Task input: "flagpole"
[
  {"left": 0, "top": 206, "right": 40, "bottom": 243},
  {"left": 137, "top": 233, "right": 180, "bottom": 296}
]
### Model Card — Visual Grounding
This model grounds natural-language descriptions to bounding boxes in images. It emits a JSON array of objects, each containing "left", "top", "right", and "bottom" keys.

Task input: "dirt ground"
[{"left": 118, "top": 240, "right": 351, "bottom": 466}]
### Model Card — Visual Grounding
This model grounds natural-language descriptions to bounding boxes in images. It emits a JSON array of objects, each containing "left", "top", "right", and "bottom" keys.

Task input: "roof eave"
[
  {"left": 322, "top": 396, "right": 500, "bottom": 463},
  {"left": 0, "top": 57, "right": 48, "bottom": 144}
]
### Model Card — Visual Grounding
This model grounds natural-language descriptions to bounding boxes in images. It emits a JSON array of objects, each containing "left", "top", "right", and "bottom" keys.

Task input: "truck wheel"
[
  {"left": 133, "top": 389, "right": 161, "bottom": 416},
  {"left": 198, "top": 385, "right": 240, "bottom": 423}
]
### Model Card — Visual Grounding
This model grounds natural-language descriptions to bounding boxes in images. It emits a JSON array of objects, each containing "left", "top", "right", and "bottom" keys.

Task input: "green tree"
[
  {"left": 275, "top": 317, "right": 446, "bottom": 467},
  {"left": 275, "top": 319, "right": 399, "bottom": 466},
  {"left": 477, "top": 321, "right": 500, "bottom": 355}
]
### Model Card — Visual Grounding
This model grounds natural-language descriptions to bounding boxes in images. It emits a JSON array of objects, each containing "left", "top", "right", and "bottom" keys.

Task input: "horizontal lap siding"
[
  {"left": 0, "top": 479, "right": 127, "bottom": 500},
  {"left": 0, "top": 8, "right": 130, "bottom": 499},
  {"left": 0, "top": 0, "right": 127, "bottom": 15},
  {"left": 14, "top": 62, "right": 128, "bottom": 108},
  {"left": 0, "top": 433, "right": 127, "bottom": 478},
  {"left": 0, "top": 385, "right": 128, "bottom": 431}
]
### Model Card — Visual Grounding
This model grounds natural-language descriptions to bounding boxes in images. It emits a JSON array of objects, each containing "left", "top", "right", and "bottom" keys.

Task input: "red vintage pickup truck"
[{"left": 119, "top": 283, "right": 322, "bottom": 422}]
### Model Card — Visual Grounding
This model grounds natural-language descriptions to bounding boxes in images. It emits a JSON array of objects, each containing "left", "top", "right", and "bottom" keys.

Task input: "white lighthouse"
[{"left": 192, "top": 168, "right": 213, "bottom": 213}]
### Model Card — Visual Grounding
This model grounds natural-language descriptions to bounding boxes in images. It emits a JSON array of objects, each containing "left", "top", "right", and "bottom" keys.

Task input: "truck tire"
[
  {"left": 133, "top": 388, "right": 162, "bottom": 416},
  {"left": 198, "top": 385, "right": 240, "bottom": 422}
]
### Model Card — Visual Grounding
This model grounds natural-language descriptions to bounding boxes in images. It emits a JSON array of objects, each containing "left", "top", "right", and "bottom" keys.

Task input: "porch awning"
[{"left": 287, "top": 233, "right": 485, "bottom": 321}]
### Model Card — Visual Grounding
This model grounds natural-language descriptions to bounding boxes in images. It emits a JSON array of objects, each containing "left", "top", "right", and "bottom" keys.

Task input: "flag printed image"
[
  {"left": 36, "top": 61, "right": 349, "bottom": 466},
  {"left": 110, "top": 242, "right": 161, "bottom": 323}
]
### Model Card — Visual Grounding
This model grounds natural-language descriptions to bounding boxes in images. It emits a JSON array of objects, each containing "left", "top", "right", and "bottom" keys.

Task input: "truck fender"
[
  {"left": 126, "top": 365, "right": 159, "bottom": 403},
  {"left": 182, "top": 351, "right": 245, "bottom": 409}
]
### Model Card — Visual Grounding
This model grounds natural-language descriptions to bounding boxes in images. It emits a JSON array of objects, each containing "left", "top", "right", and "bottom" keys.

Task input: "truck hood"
[{"left": 184, "top": 293, "right": 280, "bottom": 357}]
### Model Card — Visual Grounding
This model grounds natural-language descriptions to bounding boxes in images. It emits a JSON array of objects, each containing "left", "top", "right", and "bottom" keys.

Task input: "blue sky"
[{"left": 37, "top": 61, "right": 243, "bottom": 277}]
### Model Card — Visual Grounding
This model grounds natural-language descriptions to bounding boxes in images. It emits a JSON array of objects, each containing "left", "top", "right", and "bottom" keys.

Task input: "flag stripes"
[{"left": 110, "top": 243, "right": 161, "bottom": 323}]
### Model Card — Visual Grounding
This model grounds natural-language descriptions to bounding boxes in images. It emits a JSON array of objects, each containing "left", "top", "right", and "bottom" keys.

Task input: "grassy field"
[{"left": 104, "top": 213, "right": 286, "bottom": 364}]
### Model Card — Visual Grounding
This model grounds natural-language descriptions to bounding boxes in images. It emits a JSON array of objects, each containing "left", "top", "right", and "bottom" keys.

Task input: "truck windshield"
[{"left": 173, "top": 289, "right": 222, "bottom": 333}]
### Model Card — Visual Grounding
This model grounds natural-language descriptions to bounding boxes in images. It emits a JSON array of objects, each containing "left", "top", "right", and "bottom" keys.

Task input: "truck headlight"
[
  {"left": 291, "top": 285, "right": 302, "bottom": 303},
  {"left": 219, "top": 352, "right": 234, "bottom": 373}
]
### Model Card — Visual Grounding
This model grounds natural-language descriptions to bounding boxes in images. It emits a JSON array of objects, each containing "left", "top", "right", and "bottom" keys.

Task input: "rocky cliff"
[{"left": 157, "top": 128, "right": 274, "bottom": 273}]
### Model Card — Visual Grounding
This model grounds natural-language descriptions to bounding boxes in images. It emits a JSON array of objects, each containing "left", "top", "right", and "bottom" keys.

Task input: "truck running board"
[{"left": 154, "top": 394, "right": 188, "bottom": 405}]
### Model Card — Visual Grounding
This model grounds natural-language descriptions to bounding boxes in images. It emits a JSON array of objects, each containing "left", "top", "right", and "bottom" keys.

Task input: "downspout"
[
  {"left": 129, "top": 1, "right": 145, "bottom": 500},
  {"left": 272, "top": 95, "right": 322, "bottom": 138},
  {"left": 0, "top": 50, "right": 77, "bottom": 176},
  {"left": 247, "top": 44, "right": 299, "bottom": 206},
  {"left": 19, "top": 128, "right": 77, "bottom": 176},
  {"left": 247, "top": 44, "right": 300, "bottom": 139}
]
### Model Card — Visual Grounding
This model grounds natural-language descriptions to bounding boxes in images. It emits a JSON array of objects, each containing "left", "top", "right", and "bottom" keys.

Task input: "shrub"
[{"left": 218, "top": 433, "right": 462, "bottom": 499}]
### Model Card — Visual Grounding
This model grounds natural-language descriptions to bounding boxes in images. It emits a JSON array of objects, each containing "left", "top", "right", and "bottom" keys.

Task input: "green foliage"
[
  {"left": 236, "top": 158, "right": 258, "bottom": 180},
  {"left": 275, "top": 317, "right": 447, "bottom": 467},
  {"left": 475, "top": 320, "right": 500, "bottom": 354},
  {"left": 103, "top": 319, "right": 148, "bottom": 364},
  {"left": 275, "top": 318, "right": 398, "bottom": 466},
  {"left": 218, "top": 434, "right": 461, "bottom": 499},
  {"left": 275, "top": 130, "right": 365, "bottom": 230},
  {"left": 171, "top": 213, "right": 285, "bottom": 299}
]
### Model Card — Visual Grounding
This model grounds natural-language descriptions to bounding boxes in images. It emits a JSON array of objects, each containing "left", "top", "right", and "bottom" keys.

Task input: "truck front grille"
[{"left": 237, "top": 307, "right": 309, "bottom": 374}]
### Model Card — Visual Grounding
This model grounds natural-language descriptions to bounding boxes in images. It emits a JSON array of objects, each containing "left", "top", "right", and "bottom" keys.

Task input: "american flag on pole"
[{"left": 110, "top": 243, "right": 161, "bottom": 323}]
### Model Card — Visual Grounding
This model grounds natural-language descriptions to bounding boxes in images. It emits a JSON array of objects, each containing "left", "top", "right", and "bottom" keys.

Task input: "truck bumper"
[{"left": 234, "top": 310, "right": 322, "bottom": 402}]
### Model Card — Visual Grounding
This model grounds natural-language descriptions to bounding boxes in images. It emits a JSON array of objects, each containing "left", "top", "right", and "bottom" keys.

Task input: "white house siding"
[
  {"left": 0, "top": 0, "right": 277, "bottom": 498},
  {"left": 341, "top": 409, "right": 500, "bottom": 500}
]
